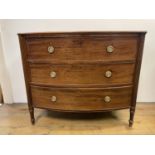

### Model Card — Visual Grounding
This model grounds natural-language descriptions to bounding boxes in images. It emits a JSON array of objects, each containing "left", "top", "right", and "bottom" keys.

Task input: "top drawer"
[{"left": 26, "top": 35, "right": 138, "bottom": 62}]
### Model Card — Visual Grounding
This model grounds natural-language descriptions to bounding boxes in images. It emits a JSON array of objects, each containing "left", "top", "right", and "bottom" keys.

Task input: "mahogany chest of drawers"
[{"left": 18, "top": 32, "right": 146, "bottom": 126}]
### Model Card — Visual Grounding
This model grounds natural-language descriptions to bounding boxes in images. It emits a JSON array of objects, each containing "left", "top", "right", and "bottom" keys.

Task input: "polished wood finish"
[
  {"left": 31, "top": 86, "right": 132, "bottom": 111},
  {"left": 29, "top": 63, "right": 135, "bottom": 86},
  {"left": 18, "top": 32, "right": 146, "bottom": 126},
  {"left": 129, "top": 34, "right": 146, "bottom": 127},
  {"left": 26, "top": 36, "right": 138, "bottom": 62},
  {"left": 0, "top": 103, "right": 154, "bottom": 135},
  {"left": 19, "top": 35, "right": 35, "bottom": 124}
]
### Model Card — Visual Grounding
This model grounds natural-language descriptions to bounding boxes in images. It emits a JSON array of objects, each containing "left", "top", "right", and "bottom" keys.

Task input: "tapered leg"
[
  {"left": 129, "top": 107, "right": 135, "bottom": 127},
  {"left": 29, "top": 107, "right": 35, "bottom": 125}
]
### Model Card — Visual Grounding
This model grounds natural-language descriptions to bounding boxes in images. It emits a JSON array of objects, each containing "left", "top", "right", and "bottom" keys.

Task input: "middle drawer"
[{"left": 29, "top": 63, "right": 135, "bottom": 86}]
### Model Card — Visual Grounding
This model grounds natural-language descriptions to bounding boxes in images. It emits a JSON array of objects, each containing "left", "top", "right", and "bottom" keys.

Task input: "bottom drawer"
[{"left": 31, "top": 86, "right": 132, "bottom": 111}]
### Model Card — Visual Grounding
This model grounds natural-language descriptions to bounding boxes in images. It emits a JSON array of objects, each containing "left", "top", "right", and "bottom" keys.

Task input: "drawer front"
[
  {"left": 30, "top": 63, "right": 135, "bottom": 86},
  {"left": 31, "top": 86, "right": 132, "bottom": 111},
  {"left": 26, "top": 36, "right": 138, "bottom": 61}
]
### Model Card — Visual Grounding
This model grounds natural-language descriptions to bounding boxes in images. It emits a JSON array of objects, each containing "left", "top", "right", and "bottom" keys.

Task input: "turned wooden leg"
[
  {"left": 129, "top": 107, "right": 135, "bottom": 127},
  {"left": 29, "top": 107, "right": 35, "bottom": 125}
]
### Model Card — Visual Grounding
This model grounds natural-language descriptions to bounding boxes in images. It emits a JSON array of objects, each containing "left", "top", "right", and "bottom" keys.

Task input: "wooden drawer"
[
  {"left": 31, "top": 86, "right": 132, "bottom": 111},
  {"left": 26, "top": 36, "right": 138, "bottom": 62},
  {"left": 29, "top": 63, "right": 135, "bottom": 86}
]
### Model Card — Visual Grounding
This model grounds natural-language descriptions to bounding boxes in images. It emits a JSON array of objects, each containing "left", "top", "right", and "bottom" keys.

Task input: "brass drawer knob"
[
  {"left": 105, "top": 70, "right": 112, "bottom": 78},
  {"left": 51, "top": 96, "right": 57, "bottom": 102},
  {"left": 48, "top": 46, "right": 54, "bottom": 54},
  {"left": 104, "top": 96, "right": 111, "bottom": 103},
  {"left": 107, "top": 45, "right": 114, "bottom": 53},
  {"left": 50, "top": 71, "right": 56, "bottom": 78}
]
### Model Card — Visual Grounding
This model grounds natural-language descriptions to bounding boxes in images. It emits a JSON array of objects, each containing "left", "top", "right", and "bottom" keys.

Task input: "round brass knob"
[
  {"left": 51, "top": 96, "right": 57, "bottom": 102},
  {"left": 107, "top": 45, "right": 114, "bottom": 53},
  {"left": 104, "top": 96, "right": 111, "bottom": 103},
  {"left": 48, "top": 46, "right": 54, "bottom": 54},
  {"left": 50, "top": 71, "right": 56, "bottom": 78},
  {"left": 105, "top": 70, "right": 112, "bottom": 78}
]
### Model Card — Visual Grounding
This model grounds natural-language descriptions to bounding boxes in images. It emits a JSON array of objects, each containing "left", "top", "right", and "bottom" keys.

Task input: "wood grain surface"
[
  {"left": 31, "top": 86, "right": 132, "bottom": 111},
  {"left": 0, "top": 103, "right": 154, "bottom": 135},
  {"left": 29, "top": 63, "right": 135, "bottom": 86},
  {"left": 26, "top": 36, "right": 138, "bottom": 62},
  {"left": 18, "top": 32, "right": 146, "bottom": 126}
]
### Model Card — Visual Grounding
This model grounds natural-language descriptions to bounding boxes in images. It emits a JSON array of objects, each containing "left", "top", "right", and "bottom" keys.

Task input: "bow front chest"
[{"left": 18, "top": 32, "right": 146, "bottom": 126}]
